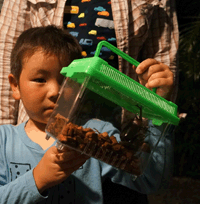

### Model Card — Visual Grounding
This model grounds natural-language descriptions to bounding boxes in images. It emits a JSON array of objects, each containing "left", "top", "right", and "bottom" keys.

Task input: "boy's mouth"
[
  {"left": 44, "top": 108, "right": 55, "bottom": 116},
  {"left": 45, "top": 105, "right": 56, "bottom": 110}
]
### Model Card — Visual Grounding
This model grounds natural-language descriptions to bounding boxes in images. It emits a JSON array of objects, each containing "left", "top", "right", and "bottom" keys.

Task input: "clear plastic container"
[
  {"left": 46, "top": 78, "right": 145, "bottom": 176},
  {"left": 45, "top": 41, "right": 179, "bottom": 177}
]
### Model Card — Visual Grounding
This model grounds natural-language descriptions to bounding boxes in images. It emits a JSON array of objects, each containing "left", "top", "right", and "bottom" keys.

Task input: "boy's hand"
[
  {"left": 133, "top": 59, "right": 173, "bottom": 100},
  {"left": 33, "top": 146, "right": 89, "bottom": 194}
]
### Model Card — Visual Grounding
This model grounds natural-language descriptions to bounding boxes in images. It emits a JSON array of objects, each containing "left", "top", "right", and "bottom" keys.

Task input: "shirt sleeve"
[
  {"left": 0, "top": 0, "right": 32, "bottom": 125},
  {"left": 0, "top": 130, "right": 48, "bottom": 203},
  {"left": 0, "top": 169, "right": 48, "bottom": 204},
  {"left": 112, "top": 0, "right": 179, "bottom": 103},
  {"left": 139, "top": 0, "right": 179, "bottom": 102},
  {"left": 90, "top": 119, "right": 175, "bottom": 195}
]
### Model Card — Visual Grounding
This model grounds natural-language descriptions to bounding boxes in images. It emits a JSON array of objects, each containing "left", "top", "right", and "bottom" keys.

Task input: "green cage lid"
[{"left": 60, "top": 41, "right": 180, "bottom": 126}]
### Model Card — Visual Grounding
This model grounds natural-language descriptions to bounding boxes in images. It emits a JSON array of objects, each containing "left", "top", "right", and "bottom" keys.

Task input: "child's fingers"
[
  {"left": 50, "top": 146, "right": 83, "bottom": 163},
  {"left": 61, "top": 155, "right": 88, "bottom": 170},
  {"left": 57, "top": 151, "right": 89, "bottom": 163},
  {"left": 63, "top": 161, "right": 87, "bottom": 173},
  {"left": 56, "top": 152, "right": 79, "bottom": 163}
]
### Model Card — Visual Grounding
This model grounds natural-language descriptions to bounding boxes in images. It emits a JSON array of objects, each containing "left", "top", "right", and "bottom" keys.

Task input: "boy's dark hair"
[{"left": 11, "top": 25, "right": 82, "bottom": 83}]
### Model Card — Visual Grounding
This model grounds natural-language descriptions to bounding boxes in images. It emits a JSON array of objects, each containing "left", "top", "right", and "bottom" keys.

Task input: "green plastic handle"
[
  {"left": 95, "top": 41, "right": 157, "bottom": 94},
  {"left": 95, "top": 41, "right": 140, "bottom": 67}
]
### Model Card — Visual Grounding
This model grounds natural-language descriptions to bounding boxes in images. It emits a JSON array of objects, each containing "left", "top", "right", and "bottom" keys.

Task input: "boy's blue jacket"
[{"left": 0, "top": 119, "right": 174, "bottom": 204}]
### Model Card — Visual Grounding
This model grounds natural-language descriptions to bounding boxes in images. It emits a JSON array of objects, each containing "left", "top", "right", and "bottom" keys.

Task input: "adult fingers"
[
  {"left": 146, "top": 75, "right": 173, "bottom": 89},
  {"left": 137, "top": 63, "right": 168, "bottom": 83},
  {"left": 134, "top": 58, "right": 160, "bottom": 75}
]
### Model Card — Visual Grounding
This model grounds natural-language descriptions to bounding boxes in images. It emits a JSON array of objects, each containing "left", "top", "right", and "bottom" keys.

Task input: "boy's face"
[{"left": 9, "top": 49, "right": 65, "bottom": 125}]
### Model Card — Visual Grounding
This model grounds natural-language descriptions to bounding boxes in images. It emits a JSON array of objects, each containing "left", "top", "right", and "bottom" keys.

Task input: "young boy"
[{"left": 0, "top": 25, "right": 174, "bottom": 203}]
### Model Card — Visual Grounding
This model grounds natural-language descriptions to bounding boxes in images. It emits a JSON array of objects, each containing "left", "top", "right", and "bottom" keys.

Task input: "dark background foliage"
[{"left": 174, "top": 0, "right": 200, "bottom": 179}]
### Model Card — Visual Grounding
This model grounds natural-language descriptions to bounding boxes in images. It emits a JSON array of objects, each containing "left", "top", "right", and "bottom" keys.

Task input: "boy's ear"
[{"left": 8, "top": 74, "right": 21, "bottom": 100}]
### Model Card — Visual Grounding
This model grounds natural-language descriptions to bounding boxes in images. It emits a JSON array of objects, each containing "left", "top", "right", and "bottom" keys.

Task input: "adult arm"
[
  {"left": 138, "top": 0, "right": 179, "bottom": 102},
  {"left": 112, "top": 0, "right": 179, "bottom": 103},
  {"left": 0, "top": 0, "right": 62, "bottom": 125},
  {"left": 0, "top": 0, "right": 32, "bottom": 125}
]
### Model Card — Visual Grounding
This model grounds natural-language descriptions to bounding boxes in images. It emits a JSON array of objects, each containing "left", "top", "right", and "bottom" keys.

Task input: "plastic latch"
[{"left": 152, "top": 119, "right": 163, "bottom": 126}]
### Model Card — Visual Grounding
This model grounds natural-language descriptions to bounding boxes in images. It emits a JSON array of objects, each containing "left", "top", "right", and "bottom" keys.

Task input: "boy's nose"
[{"left": 48, "top": 81, "right": 61, "bottom": 102}]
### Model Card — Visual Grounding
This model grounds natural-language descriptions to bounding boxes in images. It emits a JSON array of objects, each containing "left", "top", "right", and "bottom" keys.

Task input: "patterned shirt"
[
  {"left": 63, "top": 0, "right": 118, "bottom": 69},
  {"left": 0, "top": 0, "right": 179, "bottom": 125}
]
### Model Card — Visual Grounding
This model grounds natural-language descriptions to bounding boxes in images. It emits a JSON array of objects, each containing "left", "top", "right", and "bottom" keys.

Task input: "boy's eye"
[{"left": 34, "top": 78, "right": 46, "bottom": 83}]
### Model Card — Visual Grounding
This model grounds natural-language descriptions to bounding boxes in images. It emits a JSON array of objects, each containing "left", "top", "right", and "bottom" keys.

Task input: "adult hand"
[{"left": 133, "top": 59, "right": 173, "bottom": 100}]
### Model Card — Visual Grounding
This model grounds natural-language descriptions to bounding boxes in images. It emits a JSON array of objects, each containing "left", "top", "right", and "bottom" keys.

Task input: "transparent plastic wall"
[{"left": 45, "top": 77, "right": 169, "bottom": 178}]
